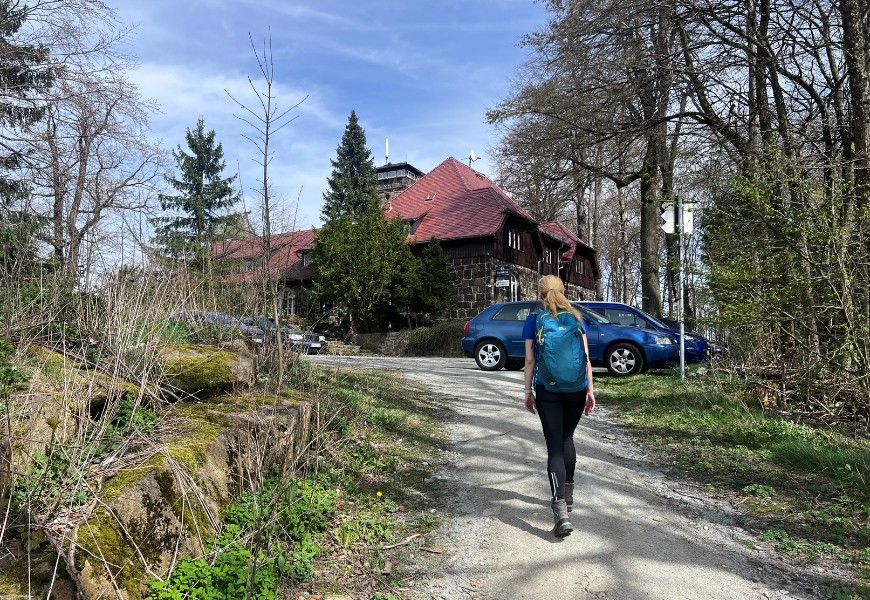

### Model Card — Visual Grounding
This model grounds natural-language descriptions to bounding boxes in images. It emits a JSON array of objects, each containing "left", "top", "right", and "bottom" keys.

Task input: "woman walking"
[{"left": 522, "top": 275, "right": 595, "bottom": 537}]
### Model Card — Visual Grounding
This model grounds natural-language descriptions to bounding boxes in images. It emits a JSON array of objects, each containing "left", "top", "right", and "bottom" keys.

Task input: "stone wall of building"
[
  {"left": 446, "top": 257, "right": 595, "bottom": 320},
  {"left": 445, "top": 258, "right": 534, "bottom": 320}
]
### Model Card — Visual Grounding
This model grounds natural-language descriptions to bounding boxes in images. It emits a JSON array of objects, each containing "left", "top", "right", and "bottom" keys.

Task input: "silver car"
[{"left": 240, "top": 316, "right": 327, "bottom": 354}]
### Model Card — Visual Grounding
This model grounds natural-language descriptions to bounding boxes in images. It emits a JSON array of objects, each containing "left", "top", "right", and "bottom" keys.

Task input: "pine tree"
[
  {"left": 311, "top": 210, "right": 414, "bottom": 333},
  {"left": 0, "top": 0, "right": 54, "bottom": 202},
  {"left": 321, "top": 110, "right": 380, "bottom": 221},
  {"left": 153, "top": 118, "right": 244, "bottom": 268},
  {"left": 412, "top": 239, "right": 457, "bottom": 319}
]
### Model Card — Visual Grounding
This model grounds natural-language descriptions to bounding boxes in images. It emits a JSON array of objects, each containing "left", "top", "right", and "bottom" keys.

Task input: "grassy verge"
[
  {"left": 147, "top": 362, "right": 446, "bottom": 599},
  {"left": 598, "top": 372, "right": 870, "bottom": 600}
]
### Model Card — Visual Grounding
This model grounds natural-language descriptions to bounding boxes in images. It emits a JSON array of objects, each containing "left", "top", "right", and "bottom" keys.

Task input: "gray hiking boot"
[
  {"left": 551, "top": 499, "right": 573, "bottom": 537},
  {"left": 565, "top": 482, "right": 574, "bottom": 512}
]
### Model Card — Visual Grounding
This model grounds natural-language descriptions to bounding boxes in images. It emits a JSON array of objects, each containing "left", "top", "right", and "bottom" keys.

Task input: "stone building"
[
  {"left": 213, "top": 157, "right": 600, "bottom": 322},
  {"left": 376, "top": 162, "right": 423, "bottom": 203},
  {"left": 384, "top": 157, "right": 600, "bottom": 320}
]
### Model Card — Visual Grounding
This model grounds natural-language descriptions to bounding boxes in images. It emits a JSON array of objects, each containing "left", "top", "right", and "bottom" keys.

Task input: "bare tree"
[
  {"left": 226, "top": 31, "right": 306, "bottom": 388},
  {"left": 24, "top": 70, "right": 162, "bottom": 280},
  {"left": 489, "top": 0, "right": 689, "bottom": 315}
]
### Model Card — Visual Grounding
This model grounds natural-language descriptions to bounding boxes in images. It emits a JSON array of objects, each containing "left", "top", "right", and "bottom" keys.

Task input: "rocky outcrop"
[
  {"left": 1, "top": 343, "right": 309, "bottom": 600},
  {"left": 156, "top": 344, "right": 254, "bottom": 399},
  {"left": 61, "top": 395, "right": 311, "bottom": 600}
]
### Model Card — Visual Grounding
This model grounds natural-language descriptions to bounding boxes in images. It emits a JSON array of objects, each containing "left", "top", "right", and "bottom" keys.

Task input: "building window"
[
  {"left": 576, "top": 259, "right": 585, "bottom": 275},
  {"left": 508, "top": 229, "right": 522, "bottom": 251},
  {"left": 243, "top": 260, "right": 254, "bottom": 273},
  {"left": 302, "top": 253, "right": 311, "bottom": 267},
  {"left": 283, "top": 291, "right": 296, "bottom": 315},
  {"left": 545, "top": 248, "right": 553, "bottom": 265}
]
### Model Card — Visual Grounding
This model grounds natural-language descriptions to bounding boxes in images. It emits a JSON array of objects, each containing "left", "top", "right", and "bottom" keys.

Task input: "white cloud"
[{"left": 108, "top": 0, "right": 549, "bottom": 231}]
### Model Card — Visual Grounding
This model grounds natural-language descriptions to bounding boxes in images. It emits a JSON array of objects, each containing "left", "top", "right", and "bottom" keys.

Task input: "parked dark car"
[
  {"left": 240, "top": 316, "right": 327, "bottom": 355},
  {"left": 461, "top": 301, "right": 677, "bottom": 376},
  {"left": 170, "top": 311, "right": 266, "bottom": 344},
  {"left": 658, "top": 316, "right": 728, "bottom": 359},
  {"left": 580, "top": 302, "right": 707, "bottom": 364}
]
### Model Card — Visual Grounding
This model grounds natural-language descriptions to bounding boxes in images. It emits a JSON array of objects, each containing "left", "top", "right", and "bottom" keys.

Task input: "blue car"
[
  {"left": 461, "top": 301, "right": 677, "bottom": 376},
  {"left": 658, "top": 316, "right": 728, "bottom": 360},
  {"left": 580, "top": 301, "right": 707, "bottom": 363}
]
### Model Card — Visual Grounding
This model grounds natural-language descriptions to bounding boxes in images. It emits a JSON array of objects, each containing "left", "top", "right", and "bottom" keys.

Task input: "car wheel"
[
  {"left": 504, "top": 360, "right": 524, "bottom": 371},
  {"left": 606, "top": 343, "right": 644, "bottom": 376},
  {"left": 474, "top": 340, "right": 507, "bottom": 371}
]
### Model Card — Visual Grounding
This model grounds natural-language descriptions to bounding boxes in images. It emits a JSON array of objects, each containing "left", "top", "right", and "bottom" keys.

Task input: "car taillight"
[{"left": 464, "top": 321, "right": 470, "bottom": 335}]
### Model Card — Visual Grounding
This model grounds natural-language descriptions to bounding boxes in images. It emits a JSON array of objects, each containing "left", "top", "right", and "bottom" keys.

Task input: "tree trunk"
[{"left": 639, "top": 142, "right": 662, "bottom": 315}]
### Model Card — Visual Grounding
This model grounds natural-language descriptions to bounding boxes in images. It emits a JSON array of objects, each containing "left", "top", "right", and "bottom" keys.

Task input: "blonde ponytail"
[{"left": 539, "top": 275, "right": 582, "bottom": 320}]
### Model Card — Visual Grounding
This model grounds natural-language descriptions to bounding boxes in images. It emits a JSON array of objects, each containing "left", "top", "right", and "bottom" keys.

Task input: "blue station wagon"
[{"left": 461, "top": 301, "right": 678, "bottom": 376}]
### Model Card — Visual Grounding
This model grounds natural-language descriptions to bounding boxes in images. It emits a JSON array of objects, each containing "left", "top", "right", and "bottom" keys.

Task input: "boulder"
[
  {"left": 58, "top": 395, "right": 311, "bottom": 600},
  {"left": 0, "top": 549, "right": 76, "bottom": 599},
  {"left": 156, "top": 344, "right": 253, "bottom": 400},
  {"left": 0, "top": 391, "right": 78, "bottom": 495}
]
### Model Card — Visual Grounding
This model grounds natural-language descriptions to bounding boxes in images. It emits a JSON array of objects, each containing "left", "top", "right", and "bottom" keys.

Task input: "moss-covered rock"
[
  {"left": 66, "top": 393, "right": 310, "bottom": 600},
  {"left": 0, "top": 390, "right": 77, "bottom": 490},
  {"left": 0, "top": 549, "right": 76, "bottom": 600},
  {"left": 156, "top": 344, "right": 253, "bottom": 400},
  {"left": 22, "top": 344, "right": 141, "bottom": 416}
]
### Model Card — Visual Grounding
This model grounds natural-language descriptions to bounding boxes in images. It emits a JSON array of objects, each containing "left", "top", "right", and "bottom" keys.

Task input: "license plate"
[{"left": 310, "top": 342, "right": 321, "bottom": 348}]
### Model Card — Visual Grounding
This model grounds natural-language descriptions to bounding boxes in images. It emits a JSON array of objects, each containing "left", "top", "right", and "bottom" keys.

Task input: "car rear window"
[{"left": 492, "top": 303, "right": 536, "bottom": 321}]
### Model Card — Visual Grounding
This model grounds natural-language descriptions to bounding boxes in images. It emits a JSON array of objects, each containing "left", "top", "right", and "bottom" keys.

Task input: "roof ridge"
[{"left": 447, "top": 157, "right": 471, "bottom": 190}]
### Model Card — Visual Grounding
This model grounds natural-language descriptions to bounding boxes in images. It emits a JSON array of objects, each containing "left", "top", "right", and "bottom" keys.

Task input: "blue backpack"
[{"left": 534, "top": 309, "right": 587, "bottom": 393}]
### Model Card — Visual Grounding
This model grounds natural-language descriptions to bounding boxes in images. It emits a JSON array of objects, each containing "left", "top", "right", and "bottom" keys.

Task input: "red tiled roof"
[
  {"left": 212, "top": 228, "right": 317, "bottom": 280},
  {"left": 384, "top": 157, "right": 537, "bottom": 241},
  {"left": 540, "top": 221, "right": 580, "bottom": 262}
]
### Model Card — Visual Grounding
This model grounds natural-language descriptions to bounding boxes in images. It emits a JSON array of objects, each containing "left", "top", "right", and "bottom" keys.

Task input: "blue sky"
[{"left": 109, "top": 0, "right": 548, "bottom": 231}]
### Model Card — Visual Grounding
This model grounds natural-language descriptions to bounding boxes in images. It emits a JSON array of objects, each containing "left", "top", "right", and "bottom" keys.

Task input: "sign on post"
[
  {"left": 661, "top": 202, "right": 676, "bottom": 234},
  {"left": 495, "top": 279, "right": 510, "bottom": 287},
  {"left": 661, "top": 201, "right": 695, "bottom": 235}
]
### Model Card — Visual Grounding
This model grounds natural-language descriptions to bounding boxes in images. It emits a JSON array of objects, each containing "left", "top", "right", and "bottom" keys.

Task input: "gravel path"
[{"left": 308, "top": 356, "right": 825, "bottom": 600}]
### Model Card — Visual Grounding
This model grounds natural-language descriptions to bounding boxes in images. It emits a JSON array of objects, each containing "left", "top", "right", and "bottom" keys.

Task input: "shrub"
[{"left": 398, "top": 321, "right": 465, "bottom": 357}]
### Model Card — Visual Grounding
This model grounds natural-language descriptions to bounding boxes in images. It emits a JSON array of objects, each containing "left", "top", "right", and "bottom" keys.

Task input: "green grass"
[{"left": 599, "top": 373, "right": 870, "bottom": 598}]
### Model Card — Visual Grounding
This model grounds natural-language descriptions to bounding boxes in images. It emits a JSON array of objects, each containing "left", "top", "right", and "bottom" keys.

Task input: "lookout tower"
[{"left": 375, "top": 138, "right": 424, "bottom": 202}]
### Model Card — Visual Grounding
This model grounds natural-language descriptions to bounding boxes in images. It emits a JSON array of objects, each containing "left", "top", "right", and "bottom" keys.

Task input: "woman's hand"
[
  {"left": 584, "top": 389, "right": 596, "bottom": 416},
  {"left": 524, "top": 391, "right": 537, "bottom": 414}
]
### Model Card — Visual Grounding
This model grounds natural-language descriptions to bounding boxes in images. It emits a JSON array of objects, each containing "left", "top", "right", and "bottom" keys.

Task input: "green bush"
[{"left": 399, "top": 321, "right": 465, "bottom": 357}]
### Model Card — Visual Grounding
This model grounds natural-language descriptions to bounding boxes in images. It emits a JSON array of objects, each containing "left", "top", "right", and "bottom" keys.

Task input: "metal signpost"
[
  {"left": 495, "top": 265, "right": 511, "bottom": 297},
  {"left": 661, "top": 197, "right": 694, "bottom": 381}
]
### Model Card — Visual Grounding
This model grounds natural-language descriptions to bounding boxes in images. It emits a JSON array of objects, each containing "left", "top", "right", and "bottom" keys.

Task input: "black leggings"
[{"left": 534, "top": 385, "right": 585, "bottom": 501}]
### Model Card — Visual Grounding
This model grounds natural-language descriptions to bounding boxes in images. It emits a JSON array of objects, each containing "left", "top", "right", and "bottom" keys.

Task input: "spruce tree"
[
  {"left": 0, "top": 0, "right": 54, "bottom": 202},
  {"left": 153, "top": 118, "right": 244, "bottom": 268},
  {"left": 321, "top": 110, "right": 380, "bottom": 221}
]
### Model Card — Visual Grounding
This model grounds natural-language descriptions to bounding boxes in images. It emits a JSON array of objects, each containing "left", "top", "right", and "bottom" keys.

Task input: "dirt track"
[{"left": 309, "top": 355, "right": 825, "bottom": 600}]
